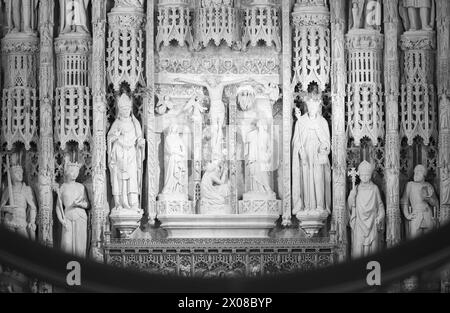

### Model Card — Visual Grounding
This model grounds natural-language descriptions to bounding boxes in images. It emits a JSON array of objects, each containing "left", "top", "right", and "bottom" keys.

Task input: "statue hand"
[
  {"left": 137, "top": 137, "right": 146, "bottom": 148},
  {"left": 27, "top": 223, "right": 36, "bottom": 232},
  {"left": 61, "top": 220, "right": 68, "bottom": 229}
]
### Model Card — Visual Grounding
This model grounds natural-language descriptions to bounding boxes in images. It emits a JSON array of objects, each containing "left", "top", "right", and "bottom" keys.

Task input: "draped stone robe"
[
  {"left": 292, "top": 114, "right": 331, "bottom": 215},
  {"left": 348, "top": 183, "right": 385, "bottom": 258}
]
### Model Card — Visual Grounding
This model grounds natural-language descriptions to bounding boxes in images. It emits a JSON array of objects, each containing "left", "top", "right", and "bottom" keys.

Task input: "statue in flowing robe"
[
  {"left": 292, "top": 93, "right": 331, "bottom": 216},
  {"left": 401, "top": 165, "right": 439, "bottom": 239},
  {"left": 201, "top": 161, "right": 230, "bottom": 207},
  {"left": 159, "top": 125, "right": 188, "bottom": 200},
  {"left": 400, "top": 0, "right": 435, "bottom": 31},
  {"left": 59, "top": 0, "right": 90, "bottom": 34},
  {"left": 55, "top": 160, "right": 90, "bottom": 258},
  {"left": 107, "top": 94, "right": 145, "bottom": 213},
  {"left": 3, "top": 0, "right": 39, "bottom": 34},
  {"left": 348, "top": 161, "right": 385, "bottom": 259},
  {"left": 244, "top": 120, "right": 275, "bottom": 199}
]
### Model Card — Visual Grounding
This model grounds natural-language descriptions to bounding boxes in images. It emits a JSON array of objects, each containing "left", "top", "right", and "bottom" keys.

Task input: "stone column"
[
  {"left": 146, "top": 0, "right": 159, "bottom": 222},
  {"left": 281, "top": 0, "right": 293, "bottom": 226},
  {"left": 436, "top": 0, "right": 450, "bottom": 225},
  {"left": 227, "top": 89, "right": 238, "bottom": 213},
  {"left": 383, "top": 0, "right": 402, "bottom": 248},
  {"left": 330, "top": 0, "right": 348, "bottom": 260},
  {"left": 436, "top": 0, "right": 450, "bottom": 293},
  {"left": 90, "top": 0, "right": 108, "bottom": 261},
  {"left": 37, "top": 0, "right": 55, "bottom": 248}
]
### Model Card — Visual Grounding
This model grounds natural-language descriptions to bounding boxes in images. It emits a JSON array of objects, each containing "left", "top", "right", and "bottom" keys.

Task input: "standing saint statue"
[
  {"left": 107, "top": 94, "right": 146, "bottom": 214},
  {"left": 3, "top": 0, "right": 39, "bottom": 34},
  {"left": 400, "top": 0, "right": 435, "bottom": 32},
  {"left": 0, "top": 156, "right": 37, "bottom": 240},
  {"left": 292, "top": 92, "right": 332, "bottom": 216},
  {"left": 401, "top": 165, "right": 439, "bottom": 239},
  {"left": 159, "top": 125, "right": 188, "bottom": 201},
  {"left": 59, "top": 0, "right": 90, "bottom": 34},
  {"left": 348, "top": 161, "right": 385, "bottom": 259},
  {"left": 175, "top": 76, "right": 252, "bottom": 160},
  {"left": 244, "top": 120, "right": 275, "bottom": 199},
  {"left": 55, "top": 159, "right": 90, "bottom": 258}
]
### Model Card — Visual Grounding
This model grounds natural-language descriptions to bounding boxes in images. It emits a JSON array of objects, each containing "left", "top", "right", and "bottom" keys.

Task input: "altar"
[{"left": 1, "top": 0, "right": 450, "bottom": 287}]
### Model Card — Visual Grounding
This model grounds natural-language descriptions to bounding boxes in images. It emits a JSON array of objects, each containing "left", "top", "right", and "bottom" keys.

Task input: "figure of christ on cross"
[{"left": 175, "top": 76, "right": 254, "bottom": 160}]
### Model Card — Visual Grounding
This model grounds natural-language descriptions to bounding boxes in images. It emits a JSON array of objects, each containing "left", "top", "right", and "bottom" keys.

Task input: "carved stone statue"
[
  {"left": 0, "top": 160, "right": 37, "bottom": 240},
  {"left": 200, "top": 161, "right": 230, "bottom": 207},
  {"left": 349, "top": 0, "right": 382, "bottom": 30},
  {"left": 292, "top": 92, "right": 331, "bottom": 216},
  {"left": 159, "top": 125, "right": 188, "bottom": 201},
  {"left": 184, "top": 95, "right": 207, "bottom": 122},
  {"left": 175, "top": 76, "right": 252, "bottom": 160},
  {"left": 401, "top": 165, "right": 439, "bottom": 239},
  {"left": 55, "top": 160, "right": 90, "bottom": 258},
  {"left": 348, "top": 161, "right": 385, "bottom": 259},
  {"left": 400, "top": 0, "right": 435, "bottom": 32},
  {"left": 3, "top": 0, "right": 39, "bottom": 34},
  {"left": 244, "top": 120, "right": 275, "bottom": 200},
  {"left": 59, "top": 0, "right": 90, "bottom": 34},
  {"left": 107, "top": 94, "right": 145, "bottom": 214},
  {"left": 156, "top": 95, "right": 175, "bottom": 115}
]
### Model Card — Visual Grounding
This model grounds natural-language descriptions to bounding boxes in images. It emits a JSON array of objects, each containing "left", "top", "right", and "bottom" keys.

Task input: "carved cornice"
[
  {"left": 400, "top": 31, "right": 437, "bottom": 50},
  {"left": 346, "top": 30, "right": 384, "bottom": 50},
  {"left": 292, "top": 0, "right": 330, "bottom": 27},
  {"left": 54, "top": 35, "right": 93, "bottom": 54},
  {"left": 108, "top": 12, "right": 146, "bottom": 30},
  {"left": 1, "top": 36, "right": 39, "bottom": 54}
]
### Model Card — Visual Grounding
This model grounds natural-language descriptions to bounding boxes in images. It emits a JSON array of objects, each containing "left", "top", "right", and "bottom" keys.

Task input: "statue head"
[
  {"left": 358, "top": 161, "right": 374, "bottom": 183},
  {"left": 117, "top": 94, "right": 133, "bottom": 119},
  {"left": 237, "top": 85, "right": 256, "bottom": 111},
  {"left": 167, "top": 124, "right": 179, "bottom": 135},
  {"left": 65, "top": 161, "right": 82, "bottom": 182},
  {"left": 304, "top": 91, "right": 322, "bottom": 118},
  {"left": 11, "top": 165, "right": 24, "bottom": 183},
  {"left": 414, "top": 165, "right": 427, "bottom": 183}
]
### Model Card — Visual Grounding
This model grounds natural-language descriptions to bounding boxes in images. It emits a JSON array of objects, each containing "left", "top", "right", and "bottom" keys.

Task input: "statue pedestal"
[
  {"left": 158, "top": 215, "right": 279, "bottom": 239},
  {"left": 157, "top": 199, "right": 194, "bottom": 215},
  {"left": 199, "top": 202, "right": 234, "bottom": 215},
  {"left": 238, "top": 198, "right": 282, "bottom": 215},
  {"left": 296, "top": 210, "right": 329, "bottom": 238},
  {"left": 110, "top": 210, "right": 142, "bottom": 239}
]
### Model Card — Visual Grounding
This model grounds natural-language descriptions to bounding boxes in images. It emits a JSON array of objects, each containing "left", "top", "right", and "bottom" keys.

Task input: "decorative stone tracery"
[
  {"left": 107, "top": 0, "right": 146, "bottom": 92},
  {"left": 156, "top": 0, "right": 193, "bottom": 50},
  {"left": 0, "top": 0, "right": 449, "bottom": 288},
  {"left": 241, "top": 0, "right": 281, "bottom": 52},
  {"left": 346, "top": 28, "right": 384, "bottom": 146},
  {"left": 400, "top": 31, "right": 437, "bottom": 146},
  {"left": 292, "top": 0, "right": 330, "bottom": 92},
  {"left": 54, "top": 34, "right": 92, "bottom": 148},
  {"left": 1, "top": 35, "right": 39, "bottom": 151},
  {"left": 193, "top": 0, "right": 240, "bottom": 50}
]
